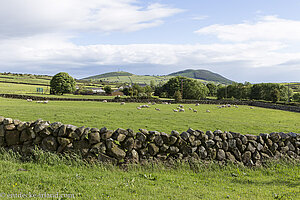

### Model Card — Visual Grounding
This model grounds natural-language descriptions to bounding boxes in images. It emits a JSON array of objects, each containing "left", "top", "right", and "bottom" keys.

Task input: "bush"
[
  {"left": 293, "top": 93, "right": 300, "bottom": 102},
  {"left": 50, "top": 72, "right": 76, "bottom": 95}
]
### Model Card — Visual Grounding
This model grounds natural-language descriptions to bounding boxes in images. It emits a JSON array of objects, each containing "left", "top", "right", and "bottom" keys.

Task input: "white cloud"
[
  {"left": 0, "top": 0, "right": 183, "bottom": 38},
  {"left": 195, "top": 16, "right": 300, "bottom": 42}
]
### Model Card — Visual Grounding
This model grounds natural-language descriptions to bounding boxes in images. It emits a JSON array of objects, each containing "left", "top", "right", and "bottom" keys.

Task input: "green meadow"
[
  {"left": 0, "top": 150, "right": 299, "bottom": 200},
  {"left": 0, "top": 97, "right": 299, "bottom": 135},
  {"left": 0, "top": 88, "right": 300, "bottom": 200}
]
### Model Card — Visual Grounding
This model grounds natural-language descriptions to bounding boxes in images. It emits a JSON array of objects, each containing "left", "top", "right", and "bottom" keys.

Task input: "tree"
[
  {"left": 104, "top": 85, "right": 112, "bottom": 95},
  {"left": 206, "top": 83, "right": 217, "bottom": 97},
  {"left": 270, "top": 88, "right": 280, "bottom": 103},
  {"left": 158, "top": 76, "right": 208, "bottom": 100},
  {"left": 50, "top": 72, "right": 76, "bottom": 95},
  {"left": 293, "top": 93, "right": 300, "bottom": 102},
  {"left": 173, "top": 90, "right": 182, "bottom": 102}
]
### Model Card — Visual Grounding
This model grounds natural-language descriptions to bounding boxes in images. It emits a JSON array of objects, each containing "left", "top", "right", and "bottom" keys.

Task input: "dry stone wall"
[{"left": 0, "top": 116, "right": 299, "bottom": 166}]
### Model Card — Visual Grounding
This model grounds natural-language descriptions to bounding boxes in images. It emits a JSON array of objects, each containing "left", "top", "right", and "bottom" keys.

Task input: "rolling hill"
[
  {"left": 81, "top": 69, "right": 233, "bottom": 85},
  {"left": 83, "top": 71, "right": 133, "bottom": 79},
  {"left": 168, "top": 69, "right": 233, "bottom": 84}
]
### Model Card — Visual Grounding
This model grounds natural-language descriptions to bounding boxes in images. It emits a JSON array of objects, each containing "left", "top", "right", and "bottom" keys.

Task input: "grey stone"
[
  {"left": 160, "top": 144, "right": 169, "bottom": 152},
  {"left": 3, "top": 118, "right": 13, "bottom": 125},
  {"left": 58, "top": 125, "right": 67, "bottom": 137},
  {"left": 109, "top": 145, "right": 126, "bottom": 160},
  {"left": 226, "top": 152, "right": 236, "bottom": 162},
  {"left": 207, "top": 148, "right": 217, "bottom": 160},
  {"left": 20, "top": 130, "right": 32, "bottom": 142},
  {"left": 34, "top": 122, "right": 49, "bottom": 133},
  {"left": 136, "top": 132, "right": 147, "bottom": 142},
  {"left": 101, "top": 130, "right": 113, "bottom": 140},
  {"left": 98, "top": 153, "right": 117, "bottom": 164},
  {"left": 217, "top": 149, "right": 226, "bottom": 161},
  {"left": 169, "top": 135, "right": 177, "bottom": 145},
  {"left": 122, "top": 137, "right": 135, "bottom": 151},
  {"left": 139, "top": 129, "right": 148, "bottom": 135},
  {"left": 180, "top": 132, "right": 190, "bottom": 141},
  {"left": 247, "top": 143, "right": 256, "bottom": 153},
  {"left": 88, "top": 131, "right": 100, "bottom": 144},
  {"left": 280, "top": 146, "right": 289, "bottom": 153},
  {"left": 127, "top": 128, "right": 136, "bottom": 137},
  {"left": 4, "top": 124, "right": 16, "bottom": 131},
  {"left": 206, "top": 131, "right": 214, "bottom": 139},
  {"left": 127, "top": 149, "right": 139, "bottom": 163},
  {"left": 242, "top": 151, "right": 252, "bottom": 164},
  {"left": 169, "top": 146, "right": 179, "bottom": 154},
  {"left": 0, "top": 136, "right": 4, "bottom": 146},
  {"left": 222, "top": 141, "right": 229, "bottom": 151},
  {"left": 198, "top": 146, "right": 207, "bottom": 159},
  {"left": 148, "top": 143, "right": 159, "bottom": 156},
  {"left": 253, "top": 151, "right": 261, "bottom": 160},
  {"left": 41, "top": 136, "right": 58, "bottom": 152},
  {"left": 90, "top": 142, "right": 106, "bottom": 154},
  {"left": 245, "top": 134, "right": 257, "bottom": 141},
  {"left": 230, "top": 132, "right": 241, "bottom": 138},
  {"left": 213, "top": 130, "right": 223, "bottom": 136},
  {"left": 240, "top": 135, "right": 248, "bottom": 144},
  {"left": 270, "top": 132, "right": 281, "bottom": 142},
  {"left": 154, "top": 135, "right": 164, "bottom": 146},
  {"left": 5, "top": 130, "right": 20, "bottom": 146},
  {"left": 171, "top": 130, "right": 180, "bottom": 138},
  {"left": 226, "top": 132, "right": 233, "bottom": 139},
  {"left": 286, "top": 141, "right": 295, "bottom": 152},
  {"left": 205, "top": 139, "right": 215, "bottom": 148},
  {"left": 228, "top": 139, "right": 236, "bottom": 149}
]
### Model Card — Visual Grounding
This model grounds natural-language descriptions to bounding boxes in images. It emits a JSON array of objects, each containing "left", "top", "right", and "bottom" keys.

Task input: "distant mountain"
[
  {"left": 83, "top": 71, "right": 133, "bottom": 80},
  {"left": 168, "top": 69, "right": 233, "bottom": 84}
]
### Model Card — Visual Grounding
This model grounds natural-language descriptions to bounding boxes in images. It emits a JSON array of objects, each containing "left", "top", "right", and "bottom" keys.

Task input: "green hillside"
[
  {"left": 81, "top": 69, "right": 233, "bottom": 85},
  {"left": 169, "top": 69, "right": 233, "bottom": 84},
  {"left": 83, "top": 71, "right": 133, "bottom": 80}
]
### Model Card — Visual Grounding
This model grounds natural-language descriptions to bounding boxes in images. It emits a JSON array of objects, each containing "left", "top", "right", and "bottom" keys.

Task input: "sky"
[{"left": 1, "top": 0, "right": 300, "bottom": 83}]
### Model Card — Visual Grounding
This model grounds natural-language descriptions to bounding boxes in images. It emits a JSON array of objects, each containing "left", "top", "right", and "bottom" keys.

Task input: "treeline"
[
  {"left": 216, "top": 82, "right": 295, "bottom": 103},
  {"left": 153, "top": 76, "right": 299, "bottom": 103}
]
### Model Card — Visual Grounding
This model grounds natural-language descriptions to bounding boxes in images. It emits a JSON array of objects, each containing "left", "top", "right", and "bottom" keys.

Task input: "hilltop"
[
  {"left": 168, "top": 69, "right": 233, "bottom": 84},
  {"left": 81, "top": 69, "right": 233, "bottom": 85},
  {"left": 83, "top": 71, "right": 133, "bottom": 80}
]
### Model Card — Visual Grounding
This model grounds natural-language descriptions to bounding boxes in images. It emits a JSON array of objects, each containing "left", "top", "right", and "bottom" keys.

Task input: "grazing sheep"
[
  {"left": 195, "top": 103, "right": 200, "bottom": 106},
  {"left": 234, "top": 105, "right": 238, "bottom": 108},
  {"left": 193, "top": 109, "right": 197, "bottom": 113},
  {"left": 217, "top": 106, "right": 222, "bottom": 109},
  {"left": 155, "top": 108, "right": 160, "bottom": 111},
  {"left": 189, "top": 107, "right": 192, "bottom": 110},
  {"left": 152, "top": 102, "right": 156, "bottom": 105},
  {"left": 179, "top": 108, "right": 185, "bottom": 112},
  {"left": 173, "top": 109, "right": 178, "bottom": 112},
  {"left": 36, "top": 101, "right": 43, "bottom": 103},
  {"left": 103, "top": 100, "right": 107, "bottom": 103},
  {"left": 137, "top": 107, "right": 141, "bottom": 110},
  {"left": 27, "top": 99, "right": 32, "bottom": 102},
  {"left": 206, "top": 109, "right": 211, "bottom": 113},
  {"left": 178, "top": 104, "right": 184, "bottom": 108},
  {"left": 43, "top": 100, "right": 48, "bottom": 104},
  {"left": 162, "top": 102, "right": 168, "bottom": 104},
  {"left": 250, "top": 107, "right": 254, "bottom": 109},
  {"left": 120, "top": 102, "right": 125, "bottom": 105}
]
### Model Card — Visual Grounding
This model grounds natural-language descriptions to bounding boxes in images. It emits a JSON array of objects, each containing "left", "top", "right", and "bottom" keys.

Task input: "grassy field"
[
  {"left": 0, "top": 97, "right": 300, "bottom": 199},
  {"left": 0, "top": 97, "right": 299, "bottom": 134},
  {"left": 0, "top": 149, "right": 299, "bottom": 200}
]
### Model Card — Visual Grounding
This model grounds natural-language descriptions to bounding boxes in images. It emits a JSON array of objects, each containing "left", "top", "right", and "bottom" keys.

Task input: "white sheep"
[
  {"left": 189, "top": 107, "right": 192, "bottom": 111},
  {"left": 179, "top": 108, "right": 185, "bottom": 112},
  {"left": 155, "top": 108, "right": 160, "bottom": 111},
  {"left": 193, "top": 109, "right": 197, "bottom": 113},
  {"left": 173, "top": 109, "right": 178, "bottom": 112},
  {"left": 120, "top": 102, "right": 125, "bottom": 105},
  {"left": 137, "top": 107, "right": 141, "bottom": 110},
  {"left": 206, "top": 109, "right": 211, "bottom": 113},
  {"left": 103, "top": 100, "right": 107, "bottom": 103},
  {"left": 195, "top": 103, "right": 200, "bottom": 106},
  {"left": 27, "top": 99, "right": 32, "bottom": 102},
  {"left": 43, "top": 100, "right": 48, "bottom": 104},
  {"left": 250, "top": 107, "right": 254, "bottom": 109}
]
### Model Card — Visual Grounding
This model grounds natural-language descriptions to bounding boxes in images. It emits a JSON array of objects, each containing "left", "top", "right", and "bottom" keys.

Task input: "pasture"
[
  {"left": 0, "top": 97, "right": 299, "bottom": 135},
  {"left": 0, "top": 98, "right": 300, "bottom": 199}
]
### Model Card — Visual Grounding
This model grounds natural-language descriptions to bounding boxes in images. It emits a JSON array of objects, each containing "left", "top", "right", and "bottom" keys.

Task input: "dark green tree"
[
  {"left": 104, "top": 85, "right": 112, "bottom": 95},
  {"left": 173, "top": 90, "right": 182, "bottom": 102},
  {"left": 206, "top": 83, "right": 217, "bottom": 97},
  {"left": 158, "top": 76, "right": 208, "bottom": 100},
  {"left": 50, "top": 72, "right": 76, "bottom": 95}
]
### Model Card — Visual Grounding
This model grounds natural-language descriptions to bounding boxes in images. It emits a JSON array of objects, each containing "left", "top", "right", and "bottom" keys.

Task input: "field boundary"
[
  {"left": 0, "top": 93, "right": 300, "bottom": 113},
  {"left": 0, "top": 117, "right": 299, "bottom": 166}
]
